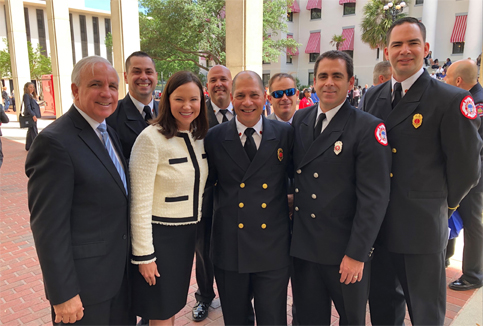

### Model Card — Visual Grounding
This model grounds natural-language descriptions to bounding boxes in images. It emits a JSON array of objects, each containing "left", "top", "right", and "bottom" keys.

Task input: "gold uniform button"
[
  {"left": 296, "top": 169, "right": 302, "bottom": 174},
  {"left": 312, "top": 194, "right": 317, "bottom": 199},
  {"left": 313, "top": 173, "right": 319, "bottom": 178},
  {"left": 262, "top": 183, "right": 268, "bottom": 189},
  {"left": 238, "top": 223, "right": 244, "bottom": 229},
  {"left": 239, "top": 202, "right": 244, "bottom": 208},
  {"left": 295, "top": 206, "right": 299, "bottom": 211},
  {"left": 390, "top": 173, "right": 393, "bottom": 178},
  {"left": 261, "top": 203, "right": 267, "bottom": 208},
  {"left": 240, "top": 183, "right": 245, "bottom": 188},
  {"left": 311, "top": 213, "right": 316, "bottom": 218},
  {"left": 261, "top": 223, "right": 267, "bottom": 229},
  {"left": 392, "top": 148, "right": 397, "bottom": 153},
  {"left": 295, "top": 188, "right": 299, "bottom": 193}
]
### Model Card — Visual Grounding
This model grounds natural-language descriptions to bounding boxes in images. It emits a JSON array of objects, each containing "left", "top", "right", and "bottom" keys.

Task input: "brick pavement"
[{"left": 0, "top": 136, "right": 479, "bottom": 326}]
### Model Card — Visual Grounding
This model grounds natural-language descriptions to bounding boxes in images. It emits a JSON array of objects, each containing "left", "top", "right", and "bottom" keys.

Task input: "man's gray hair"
[
  {"left": 71, "top": 56, "right": 118, "bottom": 86},
  {"left": 373, "top": 61, "right": 392, "bottom": 85}
]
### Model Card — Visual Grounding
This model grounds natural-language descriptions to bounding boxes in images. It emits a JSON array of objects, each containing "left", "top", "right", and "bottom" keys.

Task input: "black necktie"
[
  {"left": 314, "top": 113, "right": 326, "bottom": 140},
  {"left": 392, "top": 83, "right": 402, "bottom": 109},
  {"left": 143, "top": 106, "right": 152, "bottom": 122},
  {"left": 244, "top": 128, "right": 257, "bottom": 161},
  {"left": 219, "top": 109, "right": 229, "bottom": 123}
]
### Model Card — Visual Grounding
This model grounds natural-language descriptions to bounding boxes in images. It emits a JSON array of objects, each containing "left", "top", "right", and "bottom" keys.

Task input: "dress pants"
[
  {"left": 372, "top": 251, "right": 446, "bottom": 326},
  {"left": 292, "top": 257, "right": 370, "bottom": 326},
  {"left": 214, "top": 265, "right": 289, "bottom": 326},
  {"left": 446, "top": 176, "right": 483, "bottom": 284},
  {"left": 25, "top": 121, "right": 38, "bottom": 151},
  {"left": 194, "top": 212, "right": 216, "bottom": 304}
]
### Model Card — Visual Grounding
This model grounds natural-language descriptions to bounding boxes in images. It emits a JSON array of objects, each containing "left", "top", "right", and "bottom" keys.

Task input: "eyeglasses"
[{"left": 271, "top": 88, "right": 297, "bottom": 99}]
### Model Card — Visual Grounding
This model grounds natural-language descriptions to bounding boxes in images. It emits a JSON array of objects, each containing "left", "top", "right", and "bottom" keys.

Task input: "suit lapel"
[
  {"left": 69, "top": 106, "right": 127, "bottom": 196},
  {"left": 374, "top": 82, "right": 392, "bottom": 121},
  {"left": 386, "top": 71, "right": 429, "bottom": 131},
  {"left": 206, "top": 101, "right": 219, "bottom": 128},
  {"left": 298, "top": 102, "right": 351, "bottom": 169},
  {"left": 153, "top": 100, "right": 159, "bottom": 117},
  {"left": 221, "top": 119, "right": 251, "bottom": 171},
  {"left": 123, "top": 95, "right": 148, "bottom": 135},
  {"left": 298, "top": 105, "right": 318, "bottom": 153},
  {"left": 242, "top": 117, "right": 279, "bottom": 181}
]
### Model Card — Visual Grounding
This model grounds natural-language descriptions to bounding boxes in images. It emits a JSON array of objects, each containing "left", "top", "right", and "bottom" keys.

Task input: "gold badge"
[
  {"left": 412, "top": 114, "right": 423, "bottom": 129},
  {"left": 277, "top": 148, "right": 283, "bottom": 162},
  {"left": 334, "top": 141, "right": 342, "bottom": 155}
]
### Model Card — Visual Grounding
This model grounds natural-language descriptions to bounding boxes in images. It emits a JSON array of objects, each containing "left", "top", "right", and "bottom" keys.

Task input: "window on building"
[
  {"left": 92, "top": 17, "right": 100, "bottom": 56},
  {"left": 309, "top": 53, "right": 319, "bottom": 62},
  {"left": 415, "top": 0, "right": 424, "bottom": 4},
  {"left": 308, "top": 72, "right": 314, "bottom": 84},
  {"left": 24, "top": 8, "right": 31, "bottom": 43},
  {"left": 287, "top": 12, "right": 293, "bottom": 22},
  {"left": 343, "top": 3, "right": 356, "bottom": 15},
  {"left": 286, "top": 54, "right": 293, "bottom": 64},
  {"left": 105, "top": 18, "right": 112, "bottom": 63},
  {"left": 311, "top": 8, "right": 321, "bottom": 20},
  {"left": 80, "top": 15, "right": 88, "bottom": 58},
  {"left": 36, "top": 9, "right": 47, "bottom": 56},
  {"left": 262, "top": 74, "right": 270, "bottom": 87},
  {"left": 452, "top": 42, "right": 464, "bottom": 54},
  {"left": 376, "top": 48, "right": 380, "bottom": 60},
  {"left": 69, "top": 13, "right": 76, "bottom": 65},
  {"left": 343, "top": 50, "right": 354, "bottom": 58}
]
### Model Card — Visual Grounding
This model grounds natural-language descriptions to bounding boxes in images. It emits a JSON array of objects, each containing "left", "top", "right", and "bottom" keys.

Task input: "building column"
[
  {"left": 111, "top": 0, "right": 140, "bottom": 98},
  {"left": 463, "top": 0, "right": 482, "bottom": 61},
  {"left": 46, "top": 0, "right": 74, "bottom": 118},
  {"left": 421, "top": 0, "right": 439, "bottom": 52},
  {"left": 4, "top": 0, "right": 31, "bottom": 116},
  {"left": 225, "top": 0, "right": 263, "bottom": 77}
]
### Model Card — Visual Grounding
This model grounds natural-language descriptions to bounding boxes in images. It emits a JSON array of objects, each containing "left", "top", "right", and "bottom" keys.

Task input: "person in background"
[
  {"left": 23, "top": 82, "right": 41, "bottom": 151},
  {"left": 358, "top": 62, "right": 392, "bottom": 111},
  {"left": 2, "top": 86, "right": 10, "bottom": 111},
  {"left": 0, "top": 102, "right": 9, "bottom": 169},
  {"left": 298, "top": 88, "right": 314, "bottom": 109},
  {"left": 310, "top": 86, "right": 319, "bottom": 104}
]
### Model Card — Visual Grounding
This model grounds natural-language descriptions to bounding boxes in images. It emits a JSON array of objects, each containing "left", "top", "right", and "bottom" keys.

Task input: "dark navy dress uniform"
[
  {"left": 290, "top": 101, "right": 392, "bottom": 325},
  {"left": 204, "top": 116, "right": 293, "bottom": 325},
  {"left": 362, "top": 70, "right": 482, "bottom": 325}
]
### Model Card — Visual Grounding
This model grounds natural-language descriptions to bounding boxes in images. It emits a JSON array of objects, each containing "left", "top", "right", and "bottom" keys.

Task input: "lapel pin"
[
  {"left": 277, "top": 148, "right": 283, "bottom": 161},
  {"left": 334, "top": 141, "right": 343, "bottom": 155},
  {"left": 412, "top": 114, "right": 422, "bottom": 129}
]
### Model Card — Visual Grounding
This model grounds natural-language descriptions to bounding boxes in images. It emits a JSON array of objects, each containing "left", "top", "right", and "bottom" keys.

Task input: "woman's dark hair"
[{"left": 152, "top": 71, "right": 208, "bottom": 140}]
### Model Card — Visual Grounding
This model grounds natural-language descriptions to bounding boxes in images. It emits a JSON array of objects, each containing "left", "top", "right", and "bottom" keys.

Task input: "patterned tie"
[
  {"left": 219, "top": 109, "right": 229, "bottom": 122},
  {"left": 244, "top": 128, "right": 257, "bottom": 161},
  {"left": 314, "top": 113, "right": 326, "bottom": 140},
  {"left": 392, "top": 82, "right": 402, "bottom": 109},
  {"left": 97, "top": 123, "right": 128, "bottom": 194},
  {"left": 143, "top": 105, "right": 153, "bottom": 122}
]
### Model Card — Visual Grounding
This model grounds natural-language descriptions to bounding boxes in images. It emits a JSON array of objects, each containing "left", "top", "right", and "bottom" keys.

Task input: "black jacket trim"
[
  {"left": 169, "top": 157, "right": 188, "bottom": 164},
  {"left": 177, "top": 133, "right": 201, "bottom": 220},
  {"left": 165, "top": 195, "right": 189, "bottom": 202},
  {"left": 132, "top": 252, "right": 156, "bottom": 262},
  {"left": 152, "top": 215, "right": 198, "bottom": 223}
]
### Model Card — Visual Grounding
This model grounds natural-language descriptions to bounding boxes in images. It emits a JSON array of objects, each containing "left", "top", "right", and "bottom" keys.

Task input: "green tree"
[
  {"left": 330, "top": 34, "right": 345, "bottom": 51},
  {"left": 0, "top": 38, "right": 12, "bottom": 79},
  {"left": 27, "top": 41, "right": 52, "bottom": 81},
  {"left": 360, "top": 0, "right": 408, "bottom": 57},
  {"left": 139, "top": 0, "right": 300, "bottom": 72}
]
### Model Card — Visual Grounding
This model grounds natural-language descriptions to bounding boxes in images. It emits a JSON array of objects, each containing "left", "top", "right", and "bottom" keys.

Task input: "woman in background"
[
  {"left": 23, "top": 82, "right": 41, "bottom": 151},
  {"left": 299, "top": 88, "right": 314, "bottom": 109}
]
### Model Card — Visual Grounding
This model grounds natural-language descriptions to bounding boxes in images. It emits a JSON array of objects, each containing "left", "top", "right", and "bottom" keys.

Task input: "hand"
[
  {"left": 287, "top": 194, "right": 294, "bottom": 220},
  {"left": 53, "top": 294, "right": 84, "bottom": 324},
  {"left": 139, "top": 261, "right": 160, "bottom": 286},
  {"left": 33, "top": 116, "right": 38, "bottom": 122},
  {"left": 339, "top": 255, "right": 364, "bottom": 285}
]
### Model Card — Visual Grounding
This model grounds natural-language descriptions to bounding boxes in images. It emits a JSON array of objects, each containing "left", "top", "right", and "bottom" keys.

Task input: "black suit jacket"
[
  {"left": 290, "top": 101, "right": 391, "bottom": 265},
  {"left": 204, "top": 116, "right": 293, "bottom": 273},
  {"left": 362, "top": 70, "right": 482, "bottom": 254},
  {"left": 106, "top": 94, "right": 159, "bottom": 161},
  {"left": 23, "top": 93, "right": 41, "bottom": 118},
  {"left": 25, "top": 106, "right": 130, "bottom": 306}
]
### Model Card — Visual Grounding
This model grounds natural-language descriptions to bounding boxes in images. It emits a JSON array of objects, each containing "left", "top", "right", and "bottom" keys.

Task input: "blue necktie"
[{"left": 97, "top": 123, "right": 128, "bottom": 194}]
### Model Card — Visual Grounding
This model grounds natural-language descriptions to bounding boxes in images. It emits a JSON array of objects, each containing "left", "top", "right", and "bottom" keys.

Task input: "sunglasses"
[{"left": 271, "top": 88, "right": 297, "bottom": 99}]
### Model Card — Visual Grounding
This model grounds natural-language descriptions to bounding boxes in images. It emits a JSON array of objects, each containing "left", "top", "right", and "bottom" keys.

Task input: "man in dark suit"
[
  {"left": 290, "top": 50, "right": 392, "bottom": 325},
  {"left": 25, "top": 56, "right": 134, "bottom": 325},
  {"left": 362, "top": 18, "right": 482, "bottom": 325},
  {"left": 444, "top": 59, "right": 483, "bottom": 291},
  {"left": 204, "top": 71, "right": 293, "bottom": 325},
  {"left": 106, "top": 51, "right": 158, "bottom": 161},
  {"left": 193, "top": 65, "right": 234, "bottom": 322}
]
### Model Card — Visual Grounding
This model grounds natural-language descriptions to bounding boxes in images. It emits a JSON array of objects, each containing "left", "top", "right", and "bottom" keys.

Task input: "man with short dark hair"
[
  {"left": 107, "top": 51, "right": 159, "bottom": 161},
  {"left": 290, "top": 50, "right": 392, "bottom": 325},
  {"left": 362, "top": 18, "right": 482, "bottom": 325},
  {"left": 445, "top": 59, "right": 483, "bottom": 291},
  {"left": 204, "top": 71, "right": 293, "bottom": 325}
]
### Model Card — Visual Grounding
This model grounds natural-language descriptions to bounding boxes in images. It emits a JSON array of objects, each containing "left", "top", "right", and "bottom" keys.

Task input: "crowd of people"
[{"left": 19, "top": 17, "right": 483, "bottom": 326}]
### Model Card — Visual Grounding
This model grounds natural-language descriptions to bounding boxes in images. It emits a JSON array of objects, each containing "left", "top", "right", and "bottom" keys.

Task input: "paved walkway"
[{"left": 1, "top": 113, "right": 482, "bottom": 325}]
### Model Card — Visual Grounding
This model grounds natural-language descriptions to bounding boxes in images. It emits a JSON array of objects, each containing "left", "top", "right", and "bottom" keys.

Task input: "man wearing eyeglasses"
[
  {"left": 290, "top": 50, "right": 392, "bottom": 325},
  {"left": 267, "top": 73, "right": 299, "bottom": 124}
]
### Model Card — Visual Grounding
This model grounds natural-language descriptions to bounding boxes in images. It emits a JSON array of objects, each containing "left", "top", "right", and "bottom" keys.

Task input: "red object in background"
[{"left": 41, "top": 74, "right": 56, "bottom": 116}]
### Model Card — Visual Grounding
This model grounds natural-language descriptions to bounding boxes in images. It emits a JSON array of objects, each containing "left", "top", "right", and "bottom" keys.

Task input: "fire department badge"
[
  {"left": 374, "top": 123, "right": 388, "bottom": 146},
  {"left": 412, "top": 114, "right": 422, "bottom": 129},
  {"left": 334, "top": 141, "right": 343, "bottom": 155},
  {"left": 277, "top": 148, "right": 283, "bottom": 162},
  {"left": 477, "top": 103, "right": 483, "bottom": 117},
  {"left": 460, "top": 96, "right": 477, "bottom": 119}
]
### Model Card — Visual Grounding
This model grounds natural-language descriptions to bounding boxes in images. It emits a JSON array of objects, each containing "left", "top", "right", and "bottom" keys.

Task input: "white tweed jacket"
[{"left": 129, "top": 125, "right": 208, "bottom": 264}]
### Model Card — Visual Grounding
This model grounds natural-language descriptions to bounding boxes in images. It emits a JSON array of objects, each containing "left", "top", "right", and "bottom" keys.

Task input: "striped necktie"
[{"left": 97, "top": 123, "right": 128, "bottom": 194}]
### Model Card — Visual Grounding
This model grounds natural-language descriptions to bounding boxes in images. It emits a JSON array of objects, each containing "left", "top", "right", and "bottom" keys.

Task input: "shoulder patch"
[
  {"left": 476, "top": 103, "right": 483, "bottom": 117},
  {"left": 374, "top": 123, "right": 388, "bottom": 146},
  {"left": 460, "top": 96, "right": 477, "bottom": 120}
]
